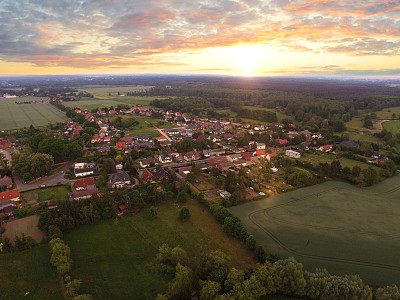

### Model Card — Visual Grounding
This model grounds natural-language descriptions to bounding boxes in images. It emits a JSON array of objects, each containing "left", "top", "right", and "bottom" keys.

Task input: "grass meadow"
[
  {"left": 0, "top": 245, "right": 63, "bottom": 300},
  {"left": 21, "top": 186, "right": 70, "bottom": 205},
  {"left": 0, "top": 97, "right": 68, "bottom": 131},
  {"left": 64, "top": 199, "right": 256, "bottom": 299},
  {"left": 231, "top": 175, "right": 400, "bottom": 286},
  {"left": 382, "top": 120, "right": 400, "bottom": 135}
]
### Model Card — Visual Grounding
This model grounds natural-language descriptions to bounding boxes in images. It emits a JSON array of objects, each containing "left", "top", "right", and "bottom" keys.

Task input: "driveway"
[{"left": 15, "top": 159, "right": 75, "bottom": 192}]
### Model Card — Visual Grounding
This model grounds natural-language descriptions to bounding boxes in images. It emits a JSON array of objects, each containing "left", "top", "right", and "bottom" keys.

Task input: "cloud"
[{"left": 0, "top": 0, "right": 399, "bottom": 70}]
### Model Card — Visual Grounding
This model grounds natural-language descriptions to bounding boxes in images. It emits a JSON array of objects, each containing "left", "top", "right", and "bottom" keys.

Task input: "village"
[{"left": 0, "top": 101, "right": 391, "bottom": 218}]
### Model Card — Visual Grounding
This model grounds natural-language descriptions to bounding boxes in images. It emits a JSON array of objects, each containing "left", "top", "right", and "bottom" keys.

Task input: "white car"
[{"left": 40, "top": 184, "right": 46, "bottom": 187}]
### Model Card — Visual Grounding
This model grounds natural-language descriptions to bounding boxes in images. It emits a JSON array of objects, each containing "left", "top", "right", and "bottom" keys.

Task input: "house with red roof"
[
  {"left": 108, "top": 110, "right": 118, "bottom": 114},
  {"left": 103, "top": 136, "right": 111, "bottom": 143},
  {"left": 0, "top": 189, "right": 20, "bottom": 202},
  {"left": 253, "top": 150, "right": 266, "bottom": 157},
  {"left": 154, "top": 136, "right": 168, "bottom": 142},
  {"left": 116, "top": 142, "right": 126, "bottom": 151},
  {"left": 241, "top": 152, "right": 252, "bottom": 160},
  {"left": 0, "top": 175, "right": 13, "bottom": 189},
  {"left": 0, "top": 140, "right": 12, "bottom": 148},
  {"left": 139, "top": 169, "right": 156, "bottom": 183},
  {"left": 278, "top": 139, "right": 289, "bottom": 146},
  {"left": 120, "top": 137, "right": 133, "bottom": 144},
  {"left": 91, "top": 134, "right": 101, "bottom": 144},
  {"left": 73, "top": 178, "right": 96, "bottom": 192},
  {"left": 266, "top": 153, "right": 277, "bottom": 161}
]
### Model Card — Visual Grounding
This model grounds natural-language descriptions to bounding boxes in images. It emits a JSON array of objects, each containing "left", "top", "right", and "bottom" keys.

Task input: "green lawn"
[
  {"left": 344, "top": 118, "right": 363, "bottom": 131},
  {"left": 231, "top": 175, "right": 400, "bottom": 286},
  {"left": 339, "top": 132, "right": 382, "bottom": 144},
  {"left": 0, "top": 245, "right": 63, "bottom": 300},
  {"left": 382, "top": 120, "right": 400, "bottom": 135},
  {"left": 372, "top": 106, "right": 400, "bottom": 119},
  {"left": 65, "top": 199, "right": 256, "bottom": 299},
  {"left": 0, "top": 97, "right": 68, "bottom": 131},
  {"left": 21, "top": 186, "right": 69, "bottom": 204},
  {"left": 299, "top": 152, "right": 380, "bottom": 171}
]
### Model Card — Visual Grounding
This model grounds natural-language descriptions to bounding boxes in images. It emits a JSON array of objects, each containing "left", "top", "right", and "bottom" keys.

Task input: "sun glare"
[{"left": 234, "top": 45, "right": 263, "bottom": 73}]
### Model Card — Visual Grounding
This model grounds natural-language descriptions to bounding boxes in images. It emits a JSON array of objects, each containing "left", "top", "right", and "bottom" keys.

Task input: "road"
[
  {"left": 15, "top": 159, "right": 75, "bottom": 192},
  {"left": 155, "top": 127, "right": 172, "bottom": 141}
]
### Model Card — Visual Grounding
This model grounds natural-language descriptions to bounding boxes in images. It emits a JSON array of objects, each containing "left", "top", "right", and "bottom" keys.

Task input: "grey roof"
[{"left": 109, "top": 172, "right": 131, "bottom": 185}]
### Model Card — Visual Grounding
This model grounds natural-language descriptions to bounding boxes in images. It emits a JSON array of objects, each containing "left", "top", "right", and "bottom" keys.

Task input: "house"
[
  {"left": 178, "top": 166, "right": 192, "bottom": 177},
  {"left": 116, "top": 142, "right": 126, "bottom": 151},
  {"left": 91, "top": 134, "right": 101, "bottom": 144},
  {"left": 196, "top": 135, "right": 208, "bottom": 142},
  {"left": 0, "top": 140, "right": 12, "bottom": 148},
  {"left": 103, "top": 136, "right": 111, "bottom": 143},
  {"left": 140, "top": 158, "right": 160, "bottom": 168},
  {"left": 256, "top": 143, "right": 266, "bottom": 150},
  {"left": 227, "top": 154, "right": 242, "bottom": 162},
  {"left": 155, "top": 168, "right": 170, "bottom": 180},
  {"left": 69, "top": 188, "right": 99, "bottom": 201},
  {"left": 318, "top": 145, "right": 333, "bottom": 152},
  {"left": 159, "top": 152, "right": 173, "bottom": 164},
  {"left": 253, "top": 150, "right": 266, "bottom": 157},
  {"left": 278, "top": 139, "right": 289, "bottom": 146},
  {"left": 154, "top": 136, "right": 168, "bottom": 142},
  {"left": 120, "top": 137, "right": 134, "bottom": 144},
  {"left": 0, "top": 175, "right": 13, "bottom": 189},
  {"left": 73, "top": 178, "right": 96, "bottom": 191},
  {"left": 371, "top": 152, "right": 381, "bottom": 159},
  {"left": 285, "top": 150, "right": 301, "bottom": 159},
  {"left": 241, "top": 152, "right": 252, "bottom": 160},
  {"left": 208, "top": 135, "right": 221, "bottom": 143},
  {"left": 108, "top": 172, "right": 131, "bottom": 188},
  {"left": 139, "top": 169, "right": 157, "bottom": 183},
  {"left": 74, "top": 165, "right": 94, "bottom": 177},
  {"left": 184, "top": 151, "right": 201, "bottom": 162},
  {"left": 220, "top": 161, "right": 235, "bottom": 171},
  {"left": 209, "top": 156, "right": 228, "bottom": 167},
  {"left": 97, "top": 146, "right": 110, "bottom": 153},
  {"left": 0, "top": 189, "right": 20, "bottom": 202},
  {"left": 266, "top": 153, "right": 277, "bottom": 161},
  {"left": 0, "top": 200, "right": 15, "bottom": 215}
]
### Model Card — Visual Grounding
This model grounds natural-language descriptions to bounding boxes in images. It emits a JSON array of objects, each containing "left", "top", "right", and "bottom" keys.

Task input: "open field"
[
  {"left": 79, "top": 85, "right": 152, "bottom": 98},
  {"left": 373, "top": 106, "right": 400, "bottom": 119},
  {"left": 216, "top": 107, "right": 292, "bottom": 123},
  {"left": 21, "top": 186, "right": 69, "bottom": 205},
  {"left": 3, "top": 215, "right": 46, "bottom": 243},
  {"left": 298, "top": 152, "right": 381, "bottom": 171},
  {"left": 382, "top": 120, "right": 400, "bottom": 135},
  {"left": 0, "top": 97, "right": 68, "bottom": 131},
  {"left": 65, "top": 199, "right": 256, "bottom": 299},
  {"left": 63, "top": 96, "right": 161, "bottom": 110},
  {"left": 0, "top": 245, "right": 63, "bottom": 300},
  {"left": 241, "top": 106, "right": 293, "bottom": 122},
  {"left": 231, "top": 175, "right": 400, "bottom": 286}
]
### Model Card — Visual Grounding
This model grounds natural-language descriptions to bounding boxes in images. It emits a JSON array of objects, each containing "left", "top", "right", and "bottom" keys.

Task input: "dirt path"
[{"left": 375, "top": 119, "right": 389, "bottom": 132}]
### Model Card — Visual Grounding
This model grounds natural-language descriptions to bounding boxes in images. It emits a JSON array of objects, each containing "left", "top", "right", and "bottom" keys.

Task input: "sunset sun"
[{"left": 234, "top": 45, "right": 263, "bottom": 73}]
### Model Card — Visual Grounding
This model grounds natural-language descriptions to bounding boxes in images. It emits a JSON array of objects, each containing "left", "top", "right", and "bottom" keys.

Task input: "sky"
[{"left": 0, "top": 0, "right": 400, "bottom": 76}]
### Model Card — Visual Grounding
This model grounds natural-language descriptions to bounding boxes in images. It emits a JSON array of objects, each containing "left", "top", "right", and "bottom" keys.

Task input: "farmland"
[
  {"left": 0, "top": 245, "right": 63, "bottom": 300},
  {"left": 0, "top": 97, "right": 68, "bottom": 131},
  {"left": 231, "top": 175, "right": 400, "bottom": 286},
  {"left": 3, "top": 215, "right": 46, "bottom": 243},
  {"left": 65, "top": 199, "right": 256, "bottom": 299}
]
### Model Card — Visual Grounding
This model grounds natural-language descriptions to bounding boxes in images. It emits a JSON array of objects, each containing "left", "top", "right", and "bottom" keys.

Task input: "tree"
[
  {"left": 200, "top": 280, "right": 221, "bottom": 300},
  {"left": 225, "top": 268, "right": 245, "bottom": 292},
  {"left": 361, "top": 166, "right": 378, "bottom": 186},
  {"left": 225, "top": 171, "right": 237, "bottom": 193},
  {"left": 376, "top": 284, "right": 400, "bottom": 300},
  {"left": 201, "top": 250, "right": 231, "bottom": 277},
  {"left": 38, "top": 137, "right": 66, "bottom": 163},
  {"left": 73, "top": 295, "right": 93, "bottom": 300},
  {"left": 274, "top": 257, "right": 306, "bottom": 296},
  {"left": 30, "top": 153, "right": 54, "bottom": 178},
  {"left": 103, "top": 158, "right": 116, "bottom": 174},
  {"left": 11, "top": 153, "right": 31, "bottom": 177},
  {"left": 253, "top": 262, "right": 281, "bottom": 294},
  {"left": 186, "top": 172, "right": 196, "bottom": 183},
  {"left": 351, "top": 166, "right": 361, "bottom": 178},
  {"left": 178, "top": 207, "right": 191, "bottom": 221},
  {"left": 66, "top": 142, "right": 83, "bottom": 159},
  {"left": 22, "top": 172, "right": 32, "bottom": 183},
  {"left": 177, "top": 190, "right": 188, "bottom": 204},
  {"left": 167, "top": 263, "right": 193, "bottom": 299}
]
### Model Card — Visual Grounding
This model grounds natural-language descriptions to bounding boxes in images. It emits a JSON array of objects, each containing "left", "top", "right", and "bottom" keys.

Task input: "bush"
[{"left": 178, "top": 207, "right": 191, "bottom": 221}]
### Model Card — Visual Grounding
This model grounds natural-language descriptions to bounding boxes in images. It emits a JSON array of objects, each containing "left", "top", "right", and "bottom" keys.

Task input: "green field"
[
  {"left": 231, "top": 175, "right": 400, "bottom": 286},
  {"left": 0, "top": 245, "right": 63, "bottom": 300},
  {"left": 0, "top": 97, "right": 68, "bottom": 131},
  {"left": 21, "top": 186, "right": 69, "bottom": 204},
  {"left": 65, "top": 199, "right": 256, "bottom": 299},
  {"left": 298, "top": 152, "right": 380, "bottom": 171},
  {"left": 373, "top": 106, "right": 400, "bottom": 119},
  {"left": 79, "top": 85, "right": 152, "bottom": 98},
  {"left": 63, "top": 96, "right": 162, "bottom": 110},
  {"left": 382, "top": 120, "right": 400, "bottom": 135}
]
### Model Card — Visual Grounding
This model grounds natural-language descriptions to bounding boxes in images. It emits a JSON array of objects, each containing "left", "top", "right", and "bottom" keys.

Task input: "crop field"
[
  {"left": 79, "top": 85, "right": 153, "bottom": 98},
  {"left": 382, "top": 120, "right": 400, "bottom": 135},
  {"left": 0, "top": 245, "right": 63, "bottom": 300},
  {"left": 0, "top": 97, "right": 68, "bottom": 131},
  {"left": 63, "top": 96, "right": 161, "bottom": 110},
  {"left": 65, "top": 199, "right": 256, "bottom": 299},
  {"left": 231, "top": 175, "right": 400, "bottom": 286}
]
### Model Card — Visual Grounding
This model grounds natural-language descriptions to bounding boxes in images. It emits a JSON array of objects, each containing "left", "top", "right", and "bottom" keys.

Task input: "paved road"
[{"left": 15, "top": 159, "right": 75, "bottom": 192}]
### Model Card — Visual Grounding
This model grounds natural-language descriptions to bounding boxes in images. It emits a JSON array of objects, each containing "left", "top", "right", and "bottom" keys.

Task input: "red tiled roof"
[
  {"left": 278, "top": 139, "right": 289, "bottom": 145},
  {"left": 241, "top": 152, "right": 252, "bottom": 159},
  {"left": 0, "top": 189, "right": 20, "bottom": 202},
  {"left": 0, "top": 140, "right": 12, "bottom": 148},
  {"left": 74, "top": 178, "right": 95, "bottom": 189},
  {"left": 254, "top": 150, "right": 266, "bottom": 156},
  {"left": 116, "top": 142, "right": 126, "bottom": 149}
]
